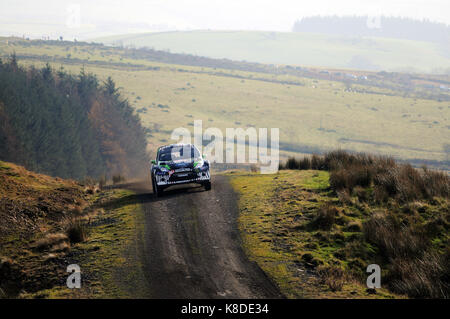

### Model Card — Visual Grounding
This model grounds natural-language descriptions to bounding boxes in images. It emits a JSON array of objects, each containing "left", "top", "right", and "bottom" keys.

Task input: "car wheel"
[
  {"left": 152, "top": 177, "right": 161, "bottom": 197},
  {"left": 204, "top": 181, "right": 211, "bottom": 191}
]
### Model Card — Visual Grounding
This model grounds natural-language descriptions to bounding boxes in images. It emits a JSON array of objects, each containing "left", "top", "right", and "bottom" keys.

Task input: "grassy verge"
[
  {"left": 0, "top": 161, "right": 148, "bottom": 298},
  {"left": 229, "top": 170, "right": 402, "bottom": 298},
  {"left": 20, "top": 189, "right": 148, "bottom": 299}
]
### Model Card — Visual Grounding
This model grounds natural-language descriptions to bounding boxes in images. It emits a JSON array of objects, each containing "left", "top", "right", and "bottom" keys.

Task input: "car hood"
[{"left": 159, "top": 159, "right": 201, "bottom": 170}]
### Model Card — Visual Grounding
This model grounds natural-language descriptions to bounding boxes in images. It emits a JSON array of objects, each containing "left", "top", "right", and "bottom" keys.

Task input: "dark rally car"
[{"left": 150, "top": 143, "right": 211, "bottom": 196}]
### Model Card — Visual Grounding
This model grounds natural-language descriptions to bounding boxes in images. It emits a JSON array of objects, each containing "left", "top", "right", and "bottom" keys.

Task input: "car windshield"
[{"left": 158, "top": 145, "right": 200, "bottom": 162}]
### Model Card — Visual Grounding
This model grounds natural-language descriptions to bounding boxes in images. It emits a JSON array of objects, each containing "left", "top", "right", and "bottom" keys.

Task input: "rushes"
[
  {"left": 363, "top": 212, "right": 449, "bottom": 298},
  {"left": 280, "top": 150, "right": 449, "bottom": 298},
  {"left": 317, "top": 265, "right": 347, "bottom": 292},
  {"left": 312, "top": 203, "right": 339, "bottom": 231},
  {"left": 281, "top": 150, "right": 449, "bottom": 203},
  {"left": 388, "top": 251, "right": 449, "bottom": 298},
  {"left": 64, "top": 217, "right": 88, "bottom": 244}
]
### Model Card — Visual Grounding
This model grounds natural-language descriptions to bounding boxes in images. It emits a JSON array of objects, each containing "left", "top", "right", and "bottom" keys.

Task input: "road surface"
[{"left": 126, "top": 175, "right": 283, "bottom": 298}]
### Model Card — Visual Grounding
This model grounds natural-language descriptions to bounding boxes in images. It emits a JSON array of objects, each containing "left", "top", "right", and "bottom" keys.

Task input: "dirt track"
[{"left": 126, "top": 175, "right": 283, "bottom": 299}]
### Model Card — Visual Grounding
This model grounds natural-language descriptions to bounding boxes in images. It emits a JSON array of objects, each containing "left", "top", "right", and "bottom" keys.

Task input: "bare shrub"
[
  {"left": 363, "top": 213, "right": 427, "bottom": 260},
  {"left": 112, "top": 174, "right": 125, "bottom": 185},
  {"left": 395, "top": 164, "right": 426, "bottom": 202},
  {"left": 280, "top": 150, "right": 449, "bottom": 203},
  {"left": 421, "top": 167, "right": 450, "bottom": 198},
  {"left": 373, "top": 185, "right": 389, "bottom": 203},
  {"left": 353, "top": 186, "right": 369, "bottom": 202},
  {"left": 98, "top": 175, "right": 107, "bottom": 189},
  {"left": 317, "top": 265, "right": 347, "bottom": 291},
  {"left": 324, "top": 150, "right": 380, "bottom": 171},
  {"left": 329, "top": 169, "right": 349, "bottom": 190},
  {"left": 312, "top": 203, "right": 339, "bottom": 230},
  {"left": 373, "top": 164, "right": 449, "bottom": 203},
  {"left": 310, "top": 154, "right": 323, "bottom": 170},
  {"left": 299, "top": 157, "right": 311, "bottom": 170},
  {"left": 285, "top": 157, "right": 300, "bottom": 169},
  {"left": 388, "top": 251, "right": 449, "bottom": 298},
  {"left": 81, "top": 176, "right": 96, "bottom": 186},
  {"left": 65, "top": 218, "right": 88, "bottom": 243},
  {"left": 84, "top": 185, "right": 96, "bottom": 194},
  {"left": 337, "top": 189, "right": 352, "bottom": 204}
]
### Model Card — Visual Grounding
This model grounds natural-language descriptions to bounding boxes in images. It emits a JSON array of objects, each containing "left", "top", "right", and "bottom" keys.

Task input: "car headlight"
[
  {"left": 156, "top": 166, "right": 170, "bottom": 175},
  {"left": 194, "top": 160, "right": 209, "bottom": 172}
]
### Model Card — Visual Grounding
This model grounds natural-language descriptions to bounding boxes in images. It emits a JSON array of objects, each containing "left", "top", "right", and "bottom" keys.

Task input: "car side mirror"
[{"left": 151, "top": 160, "right": 156, "bottom": 164}]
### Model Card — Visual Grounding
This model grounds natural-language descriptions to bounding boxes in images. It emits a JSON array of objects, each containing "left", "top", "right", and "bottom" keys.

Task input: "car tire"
[
  {"left": 204, "top": 181, "right": 211, "bottom": 191},
  {"left": 152, "top": 177, "right": 163, "bottom": 197}
]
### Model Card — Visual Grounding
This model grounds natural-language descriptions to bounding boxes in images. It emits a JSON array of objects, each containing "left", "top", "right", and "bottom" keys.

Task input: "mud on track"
[{"left": 125, "top": 175, "right": 283, "bottom": 299}]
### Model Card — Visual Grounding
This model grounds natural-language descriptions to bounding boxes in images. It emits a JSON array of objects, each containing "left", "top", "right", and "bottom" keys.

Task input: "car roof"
[{"left": 158, "top": 143, "right": 197, "bottom": 151}]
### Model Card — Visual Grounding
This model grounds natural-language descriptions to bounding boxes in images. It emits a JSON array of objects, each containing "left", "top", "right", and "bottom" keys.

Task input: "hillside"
[
  {"left": 1, "top": 38, "right": 449, "bottom": 170},
  {"left": 0, "top": 161, "right": 147, "bottom": 298},
  {"left": 0, "top": 56, "right": 148, "bottom": 179},
  {"left": 0, "top": 160, "right": 87, "bottom": 297},
  {"left": 94, "top": 30, "right": 450, "bottom": 73},
  {"left": 293, "top": 16, "right": 450, "bottom": 45}
]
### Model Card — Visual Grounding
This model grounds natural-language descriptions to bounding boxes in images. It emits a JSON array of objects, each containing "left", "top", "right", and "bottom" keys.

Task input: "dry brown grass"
[
  {"left": 281, "top": 150, "right": 449, "bottom": 203},
  {"left": 337, "top": 189, "right": 352, "bottom": 205},
  {"left": 388, "top": 251, "right": 449, "bottom": 298},
  {"left": 363, "top": 212, "right": 427, "bottom": 259},
  {"left": 317, "top": 265, "right": 347, "bottom": 292},
  {"left": 64, "top": 217, "right": 88, "bottom": 244},
  {"left": 311, "top": 203, "right": 339, "bottom": 231},
  {"left": 362, "top": 211, "right": 449, "bottom": 298},
  {"left": 353, "top": 186, "right": 369, "bottom": 202},
  {"left": 35, "top": 233, "right": 69, "bottom": 251}
]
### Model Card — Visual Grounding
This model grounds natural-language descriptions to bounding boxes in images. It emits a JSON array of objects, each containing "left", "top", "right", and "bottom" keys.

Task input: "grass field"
[
  {"left": 94, "top": 30, "right": 450, "bottom": 73},
  {"left": 1, "top": 38, "right": 448, "bottom": 168}
]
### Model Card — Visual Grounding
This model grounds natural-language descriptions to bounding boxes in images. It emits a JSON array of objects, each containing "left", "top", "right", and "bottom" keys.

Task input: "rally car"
[{"left": 151, "top": 143, "right": 211, "bottom": 196}]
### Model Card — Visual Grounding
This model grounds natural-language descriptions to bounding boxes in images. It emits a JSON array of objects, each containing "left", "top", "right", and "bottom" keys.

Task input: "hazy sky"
[{"left": 1, "top": 0, "right": 449, "bottom": 39}]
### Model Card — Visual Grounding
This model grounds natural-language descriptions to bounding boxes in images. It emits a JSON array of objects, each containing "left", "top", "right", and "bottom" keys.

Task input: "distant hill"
[
  {"left": 94, "top": 30, "right": 450, "bottom": 73},
  {"left": 293, "top": 16, "right": 450, "bottom": 45}
]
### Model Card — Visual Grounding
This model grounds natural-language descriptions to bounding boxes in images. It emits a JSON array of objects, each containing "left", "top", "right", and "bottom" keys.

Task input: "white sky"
[{"left": 0, "top": 0, "right": 448, "bottom": 38}]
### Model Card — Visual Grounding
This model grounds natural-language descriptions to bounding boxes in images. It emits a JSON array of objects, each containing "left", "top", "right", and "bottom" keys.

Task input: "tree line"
[
  {"left": 0, "top": 54, "right": 148, "bottom": 180},
  {"left": 293, "top": 16, "right": 450, "bottom": 45}
]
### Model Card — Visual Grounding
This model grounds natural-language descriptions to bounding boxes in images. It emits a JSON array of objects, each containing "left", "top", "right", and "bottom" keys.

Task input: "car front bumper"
[{"left": 155, "top": 171, "right": 210, "bottom": 186}]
